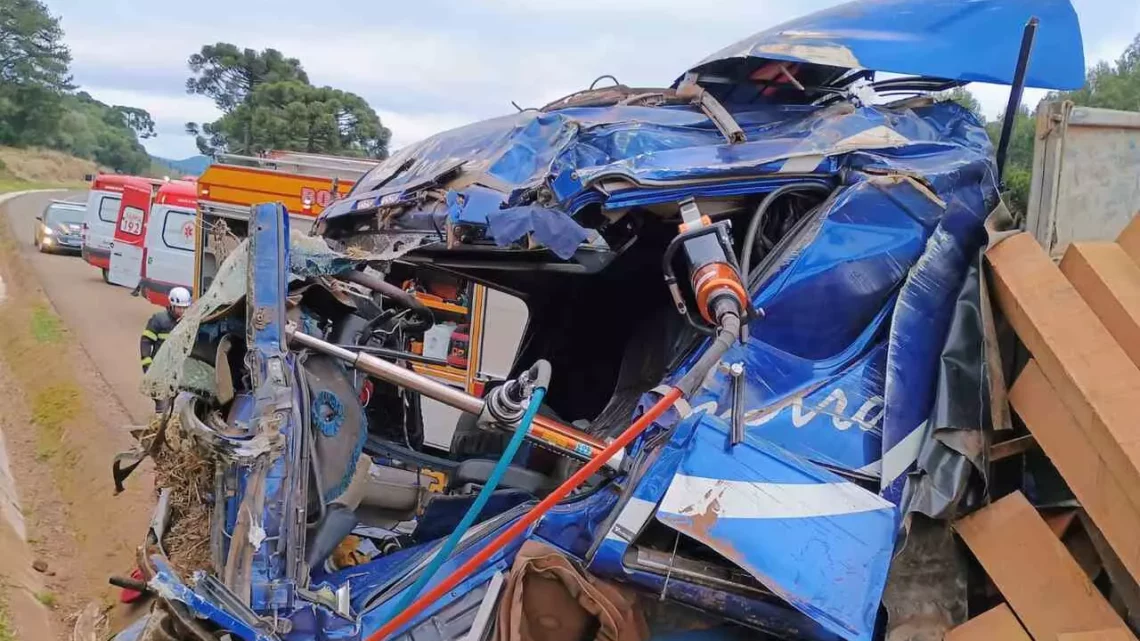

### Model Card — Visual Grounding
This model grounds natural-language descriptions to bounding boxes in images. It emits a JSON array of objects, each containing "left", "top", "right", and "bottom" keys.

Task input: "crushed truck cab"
[{"left": 115, "top": 2, "right": 1087, "bottom": 640}]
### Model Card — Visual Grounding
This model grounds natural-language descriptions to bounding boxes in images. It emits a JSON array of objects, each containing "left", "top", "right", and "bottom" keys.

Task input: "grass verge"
[
  {"left": 33, "top": 592, "right": 55, "bottom": 609},
  {"left": 0, "top": 593, "right": 14, "bottom": 641},
  {"left": 0, "top": 214, "right": 83, "bottom": 468},
  {"left": 29, "top": 305, "right": 63, "bottom": 344},
  {"left": 0, "top": 177, "right": 85, "bottom": 195}
]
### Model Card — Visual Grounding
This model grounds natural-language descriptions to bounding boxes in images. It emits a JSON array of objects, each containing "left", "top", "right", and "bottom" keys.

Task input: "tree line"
[
  {"left": 1, "top": 0, "right": 391, "bottom": 176},
  {"left": 184, "top": 43, "right": 391, "bottom": 159},
  {"left": 1, "top": 0, "right": 154, "bottom": 173},
  {"left": 948, "top": 34, "right": 1140, "bottom": 215}
]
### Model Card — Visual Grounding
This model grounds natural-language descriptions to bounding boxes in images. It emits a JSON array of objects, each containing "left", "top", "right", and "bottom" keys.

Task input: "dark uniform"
[{"left": 140, "top": 309, "right": 178, "bottom": 373}]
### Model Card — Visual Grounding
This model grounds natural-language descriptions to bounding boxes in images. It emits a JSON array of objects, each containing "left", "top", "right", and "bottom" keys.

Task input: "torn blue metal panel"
[
  {"left": 586, "top": 415, "right": 843, "bottom": 641},
  {"left": 683, "top": 0, "right": 1085, "bottom": 90},
  {"left": 147, "top": 556, "right": 279, "bottom": 641},
  {"left": 655, "top": 414, "right": 897, "bottom": 641},
  {"left": 323, "top": 102, "right": 990, "bottom": 231},
  {"left": 531, "top": 486, "right": 620, "bottom": 558},
  {"left": 356, "top": 514, "right": 528, "bottom": 639},
  {"left": 611, "top": 562, "right": 844, "bottom": 641},
  {"left": 485, "top": 205, "right": 589, "bottom": 259},
  {"left": 243, "top": 203, "right": 306, "bottom": 612},
  {"left": 748, "top": 176, "right": 944, "bottom": 360}
]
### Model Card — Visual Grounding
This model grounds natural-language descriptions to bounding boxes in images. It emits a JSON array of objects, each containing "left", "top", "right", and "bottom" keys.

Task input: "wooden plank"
[
  {"left": 1060, "top": 242, "right": 1140, "bottom": 369},
  {"left": 945, "top": 604, "right": 1031, "bottom": 641},
  {"left": 991, "top": 434, "right": 1039, "bottom": 462},
  {"left": 1117, "top": 214, "right": 1140, "bottom": 268},
  {"left": 1010, "top": 361, "right": 1140, "bottom": 583},
  {"left": 954, "top": 491, "right": 1133, "bottom": 640},
  {"left": 1057, "top": 630, "right": 1134, "bottom": 641},
  {"left": 987, "top": 233, "right": 1140, "bottom": 514},
  {"left": 1078, "top": 513, "right": 1140, "bottom": 632}
]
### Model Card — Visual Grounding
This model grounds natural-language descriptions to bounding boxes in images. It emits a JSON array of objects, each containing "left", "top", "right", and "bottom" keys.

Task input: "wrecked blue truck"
[{"left": 116, "top": 1, "right": 1087, "bottom": 640}]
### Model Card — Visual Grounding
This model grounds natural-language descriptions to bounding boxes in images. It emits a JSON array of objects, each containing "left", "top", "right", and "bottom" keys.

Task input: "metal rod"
[
  {"left": 291, "top": 328, "right": 485, "bottom": 415},
  {"left": 729, "top": 363, "right": 745, "bottom": 446},
  {"left": 289, "top": 327, "right": 618, "bottom": 469},
  {"left": 344, "top": 344, "right": 450, "bottom": 367},
  {"left": 995, "top": 17, "right": 1039, "bottom": 184}
]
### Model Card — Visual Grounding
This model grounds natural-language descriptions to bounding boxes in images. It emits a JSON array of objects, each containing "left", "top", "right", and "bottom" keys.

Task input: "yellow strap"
[
  {"left": 141, "top": 329, "right": 158, "bottom": 341},
  {"left": 157, "top": 333, "right": 170, "bottom": 340},
  {"left": 141, "top": 356, "right": 153, "bottom": 366}
]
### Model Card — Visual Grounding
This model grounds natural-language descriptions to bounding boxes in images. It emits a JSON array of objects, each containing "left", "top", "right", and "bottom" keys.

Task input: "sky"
[{"left": 45, "top": 0, "right": 1140, "bottom": 160}]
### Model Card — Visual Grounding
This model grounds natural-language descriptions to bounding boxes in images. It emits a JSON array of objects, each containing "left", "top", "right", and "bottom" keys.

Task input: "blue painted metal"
[
  {"left": 161, "top": 102, "right": 995, "bottom": 640},
  {"left": 602, "top": 556, "right": 843, "bottom": 641},
  {"left": 683, "top": 0, "right": 1085, "bottom": 91},
  {"left": 147, "top": 556, "right": 279, "bottom": 641},
  {"left": 655, "top": 413, "right": 897, "bottom": 641},
  {"left": 242, "top": 202, "right": 306, "bottom": 613},
  {"left": 356, "top": 511, "right": 531, "bottom": 639},
  {"left": 321, "top": 102, "right": 995, "bottom": 241},
  {"left": 688, "top": 343, "right": 887, "bottom": 475}
]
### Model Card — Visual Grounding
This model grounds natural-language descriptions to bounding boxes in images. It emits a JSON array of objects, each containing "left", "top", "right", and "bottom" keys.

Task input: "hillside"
[
  {"left": 150, "top": 154, "right": 211, "bottom": 177},
  {"left": 0, "top": 147, "right": 99, "bottom": 191}
]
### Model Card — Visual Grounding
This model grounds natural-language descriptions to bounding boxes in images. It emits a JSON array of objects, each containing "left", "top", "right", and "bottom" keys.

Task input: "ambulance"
[
  {"left": 138, "top": 180, "right": 199, "bottom": 306},
  {"left": 81, "top": 174, "right": 161, "bottom": 282},
  {"left": 107, "top": 177, "right": 199, "bottom": 290}
]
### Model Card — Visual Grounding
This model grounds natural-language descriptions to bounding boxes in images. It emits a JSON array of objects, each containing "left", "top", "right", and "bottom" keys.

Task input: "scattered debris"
[
  {"left": 945, "top": 604, "right": 1029, "bottom": 641},
  {"left": 70, "top": 600, "right": 105, "bottom": 641},
  {"left": 31, "top": 559, "right": 47, "bottom": 573}
]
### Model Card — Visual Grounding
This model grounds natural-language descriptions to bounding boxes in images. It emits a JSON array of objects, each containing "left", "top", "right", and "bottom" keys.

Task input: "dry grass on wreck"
[{"left": 149, "top": 414, "right": 215, "bottom": 577}]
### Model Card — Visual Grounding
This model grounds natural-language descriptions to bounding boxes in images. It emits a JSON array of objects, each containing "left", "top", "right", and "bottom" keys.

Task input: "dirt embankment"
[
  {"left": 0, "top": 147, "right": 99, "bottom": 186},
  {"left": 0, "top": 198, "right": 154, "bottom": 639}
]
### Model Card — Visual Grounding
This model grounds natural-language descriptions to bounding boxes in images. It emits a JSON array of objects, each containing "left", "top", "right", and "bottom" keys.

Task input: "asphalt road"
[{"left": 4, "top": 191, "right": 156, "bottom": 423}]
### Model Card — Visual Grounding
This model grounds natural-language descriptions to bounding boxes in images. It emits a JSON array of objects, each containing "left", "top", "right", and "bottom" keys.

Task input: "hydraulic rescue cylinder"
[{"left": 286, "top": 328, "right": 622, "bottom": 471}]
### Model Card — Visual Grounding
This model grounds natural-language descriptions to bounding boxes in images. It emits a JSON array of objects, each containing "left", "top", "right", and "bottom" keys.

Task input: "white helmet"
[{"left": 168, "top": 287, "right": 192, "bottom": 308}]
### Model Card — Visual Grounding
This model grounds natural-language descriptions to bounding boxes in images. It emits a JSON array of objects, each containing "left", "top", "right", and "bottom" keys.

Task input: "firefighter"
[{"left": 140, "top": 286, "right": 192, "bottom": 378}]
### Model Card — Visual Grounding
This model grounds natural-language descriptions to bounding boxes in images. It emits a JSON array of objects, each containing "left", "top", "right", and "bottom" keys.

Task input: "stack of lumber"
[{"left": 946, "top": 216, "right": 1140, "bottom": 640}]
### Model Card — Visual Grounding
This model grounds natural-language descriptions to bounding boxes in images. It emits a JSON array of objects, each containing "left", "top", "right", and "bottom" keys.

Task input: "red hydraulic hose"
[{"left": 366, "top": 386, "right": 685, "bottom": 641}]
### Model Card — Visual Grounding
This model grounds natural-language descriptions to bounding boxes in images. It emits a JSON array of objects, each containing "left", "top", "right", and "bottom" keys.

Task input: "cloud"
[
  {"left": 47, "top": 0, "right": 1140, "bottom": 160},
  {"left": 80, "top": 87, "right": 220, "bottom": 125},
  {"left": 78, "top": 87, "right": 221, "bottom": 158},
  {"left": 374, "top": 110, "right": 476, "bottom": 151}
]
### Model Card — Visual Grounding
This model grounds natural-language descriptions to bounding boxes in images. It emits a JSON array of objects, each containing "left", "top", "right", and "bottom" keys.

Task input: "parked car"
[{"left": 34, "top": 200, "right": 85, "bottom": 254}]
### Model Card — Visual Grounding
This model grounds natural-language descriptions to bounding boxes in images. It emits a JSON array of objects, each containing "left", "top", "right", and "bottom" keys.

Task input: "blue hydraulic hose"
[{"left": 394, "top": 386, "right": 547, "bottom": 610}]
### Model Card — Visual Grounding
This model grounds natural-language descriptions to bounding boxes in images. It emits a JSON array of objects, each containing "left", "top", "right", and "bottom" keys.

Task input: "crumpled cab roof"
[{"left": 681, "top": 0, "right": 1085, "bottom": 91}]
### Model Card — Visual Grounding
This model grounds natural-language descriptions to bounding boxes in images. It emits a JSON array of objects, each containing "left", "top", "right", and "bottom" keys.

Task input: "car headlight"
[{"left": 43, "top": 227, "right": 54, "bottom": 236}]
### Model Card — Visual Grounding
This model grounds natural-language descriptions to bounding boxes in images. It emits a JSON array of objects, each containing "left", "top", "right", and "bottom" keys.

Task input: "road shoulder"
[{"left": 0, "top": 191, "right": 155, "bottom": 638}]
